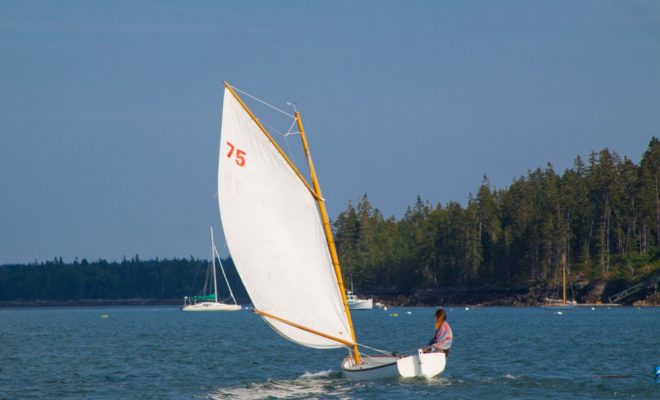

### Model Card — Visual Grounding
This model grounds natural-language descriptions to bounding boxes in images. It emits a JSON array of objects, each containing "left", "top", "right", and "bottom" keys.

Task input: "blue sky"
[{"left": 1, "top": 0, "right": 659, "bottom": 263}]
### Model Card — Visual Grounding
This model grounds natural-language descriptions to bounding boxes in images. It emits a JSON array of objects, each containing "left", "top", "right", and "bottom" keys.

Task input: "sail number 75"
[{"left": 226, "top": 141, "right": 246, "bottom": 167}]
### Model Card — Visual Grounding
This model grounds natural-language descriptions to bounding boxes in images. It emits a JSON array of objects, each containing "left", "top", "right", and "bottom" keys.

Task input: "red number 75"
[{"left": 226, "top": 141, "right": 246, "bottom": 167}]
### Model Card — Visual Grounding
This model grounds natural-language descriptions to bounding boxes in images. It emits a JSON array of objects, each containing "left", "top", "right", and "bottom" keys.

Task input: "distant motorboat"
[
  {"left": 347, "top": 291, "right": 373, "bottom": 310},
  {"left": 182, "top": 228, "right": 241, "bottom": 312}
]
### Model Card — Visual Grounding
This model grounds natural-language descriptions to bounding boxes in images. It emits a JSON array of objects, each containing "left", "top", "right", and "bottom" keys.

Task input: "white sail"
[{"left": 218, "top": 87, "right": 353, "bottom": 349}]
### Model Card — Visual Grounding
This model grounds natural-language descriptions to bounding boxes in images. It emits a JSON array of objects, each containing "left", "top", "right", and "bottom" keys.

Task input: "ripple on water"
[{"left": 1, "top": 306, "right": 658, "bottom": 399}]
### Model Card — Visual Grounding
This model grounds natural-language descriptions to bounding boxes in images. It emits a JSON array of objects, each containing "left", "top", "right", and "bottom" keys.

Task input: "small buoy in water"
[
  {"left": 465, "top": 307, "right": 469, "bottom": 311},
  {"left": 591, "top": 307, "right": 595, "bottom": 311},
  {"left": 101, "top": 314, "right": 109, "bottom": 319},
  {"left": 654, "top": 365, "right": 660, "bottom": 380},
  {"left": 244, "top": 306, "right": 249, "bottom": 310},
  {"left": 390, "top": 313, "right": 398, "bottom": 317},
  {"left": 383, "top": 306, "right": 388, "bottom": 311},
  {"left": 406, "top": 311, "right": 412, "bottom": 315},
  {"left": 556, "top": 311, "right": 563, "bottom": 315}
]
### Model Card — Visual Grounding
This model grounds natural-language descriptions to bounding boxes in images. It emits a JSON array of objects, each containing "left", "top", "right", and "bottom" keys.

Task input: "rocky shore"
[
  {"left": 1, "top": 280, "right": 657, "bottom": 308},
  {"left": 369, "top": 279, "right": 659, "bottom": 307}
]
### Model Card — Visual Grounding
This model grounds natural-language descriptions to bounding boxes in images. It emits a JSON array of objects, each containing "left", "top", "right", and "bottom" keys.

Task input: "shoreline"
[
  {"left": 1, "top": 296, "right": 657, "bottom": 309},
  {"left": 2, "top": 280, "right": 658, "bottom": 308}
]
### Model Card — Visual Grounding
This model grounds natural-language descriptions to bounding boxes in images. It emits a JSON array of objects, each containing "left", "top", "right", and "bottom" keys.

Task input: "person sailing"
[{"left": 422, "top": 308, "right": 452, "bottom": 355}]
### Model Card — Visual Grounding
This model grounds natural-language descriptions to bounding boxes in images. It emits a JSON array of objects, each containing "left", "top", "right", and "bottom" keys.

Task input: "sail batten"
[{"left": 218, "top": 86, "right": 354, "bottom": 349}]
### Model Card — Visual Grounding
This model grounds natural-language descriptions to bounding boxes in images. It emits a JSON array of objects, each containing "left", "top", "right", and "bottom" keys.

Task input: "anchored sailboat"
[
  {"left": 182, "top": 228, "right": 241, "bottom": 312},
  {"left": 218, "top": 82, "right": 445, "bottom": 379},
  {"left": 542, "top": 253, "right": 577, "bottom": 309}
]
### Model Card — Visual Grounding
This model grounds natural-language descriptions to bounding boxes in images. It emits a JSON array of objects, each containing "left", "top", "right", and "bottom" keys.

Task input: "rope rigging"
[{"left": 227, "top": 83, "right": 304, "bottom": 175}]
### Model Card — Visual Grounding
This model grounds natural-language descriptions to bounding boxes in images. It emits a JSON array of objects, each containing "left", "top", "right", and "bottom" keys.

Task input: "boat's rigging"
[
  {"left": 212, "top": 233, "right": 237, "bottom": 305},
  {"left": 224, "top": 83, "right": 321, "bottom": 201},
  {"left": 228, "top": 85, "right": 304, "bottom": 180},
  {"left": 229, "top": 84, "right": 296, "bottom": 119}
]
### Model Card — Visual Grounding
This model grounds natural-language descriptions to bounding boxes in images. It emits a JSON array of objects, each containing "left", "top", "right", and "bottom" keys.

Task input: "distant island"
[{"left": 2, "top": 139, "right": 659, "bottom": 307}]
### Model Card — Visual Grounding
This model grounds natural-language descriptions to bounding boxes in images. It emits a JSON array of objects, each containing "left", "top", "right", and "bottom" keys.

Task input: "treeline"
[
  {"left": 3, "top": 139, "right": 660, "bottom": 303},
  {"left": 0, "top": 256, "right": 248, "bottom": 302},
  {"left": 334, "top": 138, "right": 660, "bottom": 292}
]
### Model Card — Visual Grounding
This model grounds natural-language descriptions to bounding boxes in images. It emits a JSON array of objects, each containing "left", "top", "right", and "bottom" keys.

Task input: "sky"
[{"left": 1, "top": 0, "right": 659, "bottom": 264}]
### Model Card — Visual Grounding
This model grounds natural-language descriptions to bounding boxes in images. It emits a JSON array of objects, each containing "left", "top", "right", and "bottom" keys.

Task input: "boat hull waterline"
[
  {"left": 348, "top": 298, "right": 373, "bottom": 310},
  {"left": 341, "top": 352, "right": 446, "bottom": 380},
  {"left": 181, "top": 302, "right": 242, "bottom": 312}
]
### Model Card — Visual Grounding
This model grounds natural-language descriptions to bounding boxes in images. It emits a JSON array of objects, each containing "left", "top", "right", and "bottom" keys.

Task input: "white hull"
[
  {"left": 396, "top": 350, "right": 446, "bottom": 378},
  {"left": 541, "top": 304, "right": 576, "bottom": 310},
  {"left": 341, "top": 351, "right": 446, "bottom": 380},
  {"left": 542, "top": 299, "right": 577, "bottom": 309},
  {"left": 181, "top": 302, "right": 241, "bottom": 312},
  {"left": 348, "top": 298, "right": 373, "bottom": 310},
  {"left": 341, "top": 355, "right": 400, "bottom": 380}
]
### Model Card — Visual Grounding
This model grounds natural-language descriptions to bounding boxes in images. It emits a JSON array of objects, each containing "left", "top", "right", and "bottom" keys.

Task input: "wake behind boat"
[
  {"left": 217, "top": 82, "right": 444, "bottom": 379},
  {"left": 182, "top": 228, "right": 241, "bottom": 312}
]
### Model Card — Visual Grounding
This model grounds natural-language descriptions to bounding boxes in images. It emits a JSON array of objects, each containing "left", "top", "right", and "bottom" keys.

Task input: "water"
[{"left": 1, "top": 306, "right": 658, "bottom": 399}]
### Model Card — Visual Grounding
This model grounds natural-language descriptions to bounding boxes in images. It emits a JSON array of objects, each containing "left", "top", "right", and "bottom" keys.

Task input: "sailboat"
[
  {"left": 542, "top": 253, "right": 577, "bottom": 309},
  {"left": 218, "top": 82, "right": 446, "bottom": 379},
  {"left": 181, "top": 227, "right": 242, "bottom": 312}
]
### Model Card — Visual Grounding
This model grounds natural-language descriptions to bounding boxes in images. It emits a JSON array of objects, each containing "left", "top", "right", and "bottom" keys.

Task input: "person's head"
[{"left": 434, "top": 308, "right": 446, "bottom": 329}]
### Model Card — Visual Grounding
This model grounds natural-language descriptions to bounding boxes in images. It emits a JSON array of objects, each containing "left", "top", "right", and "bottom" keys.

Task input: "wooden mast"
[
  {"left": 562, "top": 253, "right": 567, "bottom": 305},
  {"left": 295, "top": 112, "right": 361, "bottom": 364}
]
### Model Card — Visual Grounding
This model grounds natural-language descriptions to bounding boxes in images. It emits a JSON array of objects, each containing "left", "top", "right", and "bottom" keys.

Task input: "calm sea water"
[{"left": 1, "top": 306, "right": 658, "bottom": 399}]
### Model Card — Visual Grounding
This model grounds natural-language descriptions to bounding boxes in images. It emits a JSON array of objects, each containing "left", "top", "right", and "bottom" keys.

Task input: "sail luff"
[
  {"left": 295, "top": 112, "right": 361, "bottom": 364},
  {"left": 223, "top": 82, "right": 319, "bottom": 200}
]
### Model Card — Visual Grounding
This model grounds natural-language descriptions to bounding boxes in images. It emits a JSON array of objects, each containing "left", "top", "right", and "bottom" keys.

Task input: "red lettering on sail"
[{"left": 226, "top": 141, "right": 246, "bottom": 167}]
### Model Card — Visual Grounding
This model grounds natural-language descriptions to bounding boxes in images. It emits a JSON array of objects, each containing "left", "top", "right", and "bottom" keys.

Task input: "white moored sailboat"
[
  {"left": 217, "top": 82, "right": 446, "bottom": 379},
  {"left": 182, "top": 228, "right": 242, "bottom": 312}
]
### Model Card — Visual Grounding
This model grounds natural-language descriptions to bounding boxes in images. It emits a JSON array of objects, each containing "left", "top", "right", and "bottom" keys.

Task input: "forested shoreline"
[
  {"left": 0, "top": 257, "right": 250, "bottom": 306},
  {"left": 333, "top": 138, "right": 660, "bottom": 301},
  {"left": 2, "top": 139, "right": 659, "bottom": 306}
]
